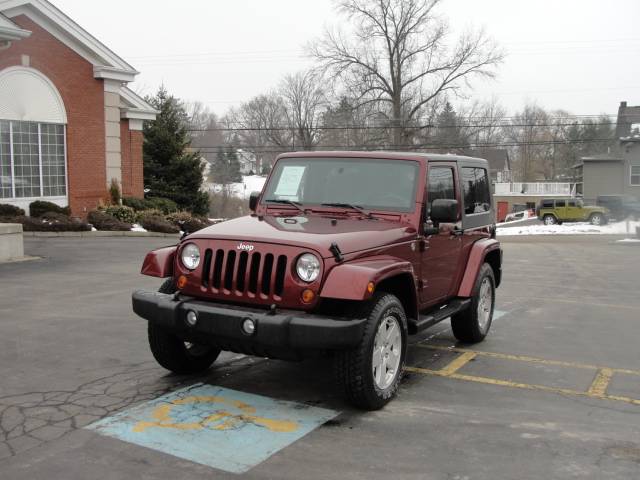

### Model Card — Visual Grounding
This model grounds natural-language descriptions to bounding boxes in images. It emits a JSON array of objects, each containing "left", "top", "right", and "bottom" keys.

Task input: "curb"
[{"left": 23, "top": 231, "right": 180, "bottom": 238}]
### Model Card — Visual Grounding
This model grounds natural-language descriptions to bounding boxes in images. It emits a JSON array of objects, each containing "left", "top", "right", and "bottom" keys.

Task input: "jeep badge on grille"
[{"left": 237, "top": 242, "right": 255, "bottom": 252}]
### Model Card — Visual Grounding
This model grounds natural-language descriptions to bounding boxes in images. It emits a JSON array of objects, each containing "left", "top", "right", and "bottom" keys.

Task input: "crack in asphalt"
[{"left": 0, "top": 356, "right": 260, "bottom": 461}]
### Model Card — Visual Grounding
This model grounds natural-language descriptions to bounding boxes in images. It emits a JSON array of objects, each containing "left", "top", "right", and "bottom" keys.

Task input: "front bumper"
[{"left": 132, "top": 290, "right": 366, "bottom": 350}]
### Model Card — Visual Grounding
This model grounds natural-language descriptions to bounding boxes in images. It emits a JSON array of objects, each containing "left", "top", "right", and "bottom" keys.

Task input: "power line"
[
  {"left": 187, "top": 122, "right": 621, "bottom": 133},
  {"left": 191, "top": 138, "right": 616, "bottom": 155}
]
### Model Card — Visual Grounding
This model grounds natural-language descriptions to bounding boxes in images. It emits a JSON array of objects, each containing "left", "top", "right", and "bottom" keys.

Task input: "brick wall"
[
  {"left": 0, "top": 15, "right": 106, "bottom": 217},
  {"left": 120, "top": 120, "right": 144, "bottom": 198}
]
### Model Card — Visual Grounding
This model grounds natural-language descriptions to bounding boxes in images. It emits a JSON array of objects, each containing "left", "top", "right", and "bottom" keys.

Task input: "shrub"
[
  {"left": 138, "top": 213, "right": 180, "bottom": 234},
  {"left": 2, "top": 215, "right": 91, "bottom": 232},
  {"left": 123, "top": 196, "right": 151, "bottom": 211},
  {"left": 134, "top": 209, "right": 164, "bottom": 223},
  {"left": 87, "top": 210, "right": 131, "bottom": 231},
  {"left": 109, "top": 178, "right": 121, "bottom": 205},
  {"left": 100, "top": 205, "right": 136, "bottom": 224},
  {"left": 146, "top": 197, "right": 178, "bottom": 214},
  {"left": 209, "top": 192, "right": 249, "bottom": 219},
  {"left": 166, "top": 211, "right": 210, "bottom": 233},
  {"left": 0, "top": 204, "right": 25, "bottom": 217},
  {"left": 40, "top": 211, "right": 72, "bottom": 222},
  {"left": 29, "top": 200, "right": 70, "bottom": 218}
]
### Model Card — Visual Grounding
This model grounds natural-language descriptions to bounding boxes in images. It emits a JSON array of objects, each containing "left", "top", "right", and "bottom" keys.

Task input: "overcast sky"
[{"left": 54, "top": 0, "right": 640, "bottom": 117}]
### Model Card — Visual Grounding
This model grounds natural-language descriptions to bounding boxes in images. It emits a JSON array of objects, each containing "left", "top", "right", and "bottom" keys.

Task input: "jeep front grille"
[{"left": 202, "top": 248, "right": 288, "bottom": 299}]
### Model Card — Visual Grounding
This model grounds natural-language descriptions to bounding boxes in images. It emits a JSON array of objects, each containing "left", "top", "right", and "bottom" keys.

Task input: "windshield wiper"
[
  {"left": 321, "top": 202, "right": 374, "bottom": 219},
  {"left": 264, "top": 198, "right": 306, "bottom": 213}
]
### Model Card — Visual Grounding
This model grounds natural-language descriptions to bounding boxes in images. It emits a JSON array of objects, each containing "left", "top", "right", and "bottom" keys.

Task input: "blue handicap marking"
[{"left": 86, "top": 384, "right": 339, "bottom": 473}]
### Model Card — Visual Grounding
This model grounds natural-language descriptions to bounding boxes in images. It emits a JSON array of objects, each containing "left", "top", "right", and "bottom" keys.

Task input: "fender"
[
  {"left": 457, "top": 238, "right": 502, "bottom": 297},
  {"left": 320, "top": 255, "right": 416, "bottom": 301},
  {"left": 141, "top": 246, "right": 177, "bottom": 278}
]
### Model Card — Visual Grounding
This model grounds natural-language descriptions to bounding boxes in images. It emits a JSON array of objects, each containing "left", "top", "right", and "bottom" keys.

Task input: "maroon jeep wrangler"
[{"left": 133, "top": 152, "right": 502, "bottom": 410}]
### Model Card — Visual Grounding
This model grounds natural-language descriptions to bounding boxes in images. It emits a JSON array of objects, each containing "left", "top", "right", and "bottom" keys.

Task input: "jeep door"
[
  {"left": 554, "top": 199, "right": 567, "bottom": 221},
  {"left": 420, "top": 162, "right": 463, "bottom": 306},
  {"left": 566, "top": 199, "right": 583, "bottom": 221}
]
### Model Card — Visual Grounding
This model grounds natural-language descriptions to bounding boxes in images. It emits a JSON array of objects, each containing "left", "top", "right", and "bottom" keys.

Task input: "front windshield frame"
[{"left": 262, "top": 157, "right": 420, "bottom": 214}]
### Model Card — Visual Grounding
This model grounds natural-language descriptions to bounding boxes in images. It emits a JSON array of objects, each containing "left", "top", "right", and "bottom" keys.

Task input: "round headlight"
[
  {"left": 296, "top": 253, "right": 320, "bottom": 283},
  {"left": 181, "top": 243, "right": 200, "bottom": 270}
]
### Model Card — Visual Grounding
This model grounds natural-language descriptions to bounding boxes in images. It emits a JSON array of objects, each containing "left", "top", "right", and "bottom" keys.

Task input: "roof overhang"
[
  {"left": 0, "top": 0, "right": 138, "bottom": 81},
  {"left": 119, "top": 86, "right": 158, "bottom": 122},
  {"left": 0, "top": 12, "right": 29, "bottom": 40}
]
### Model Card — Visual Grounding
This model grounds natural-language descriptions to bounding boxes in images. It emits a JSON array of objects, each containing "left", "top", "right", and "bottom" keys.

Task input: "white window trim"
[
  {"left": 0, "top": 119, "right": 68, "bottom": 201},
  {"left": 631, "top": 165, "right": 640, "bottom": 186}
]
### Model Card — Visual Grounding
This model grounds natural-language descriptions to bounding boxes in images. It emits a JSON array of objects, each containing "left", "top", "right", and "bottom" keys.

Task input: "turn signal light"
[
  {"left": 367, "top": 282, "right": 375, "bottom": 294},
  {"left": 301, "top": 289, "right": 315, "bottom": 303},
  {"left": 177, "top": 275, "right": 188, "bottom": 289}
]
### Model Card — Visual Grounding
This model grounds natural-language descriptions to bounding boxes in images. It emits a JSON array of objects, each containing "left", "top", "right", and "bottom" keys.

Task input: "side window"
[
  {"left": 556, "top": 200, "right": 566, "bottom": 207},
  {"left": 427, "top": 166, "right": 455, "bottom": 214},
  {"left": 461, "top": 167, "right": 491, "bottom": 215},
  {"left": 568, "top": 200, "right": 576, "bottom": 207},
  {"left": 541, "top": 200, "right": 553, "bottom": 208}
]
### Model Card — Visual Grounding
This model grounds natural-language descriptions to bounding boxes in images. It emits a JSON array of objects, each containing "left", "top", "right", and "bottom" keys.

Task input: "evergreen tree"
[
  {"left": 434, "top": 102, "right": 467, "bottom": 152},
  {"left": 143, "top": 86, "right": 209, "bottom": 215},
  {"left": 210, "top": 146, "right": 243, "bottom": 185}
]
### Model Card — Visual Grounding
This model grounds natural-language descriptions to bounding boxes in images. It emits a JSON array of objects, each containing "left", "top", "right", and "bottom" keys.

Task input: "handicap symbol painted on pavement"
[{"left": 87, "top": 384, "right": 339, "bottom": 473}]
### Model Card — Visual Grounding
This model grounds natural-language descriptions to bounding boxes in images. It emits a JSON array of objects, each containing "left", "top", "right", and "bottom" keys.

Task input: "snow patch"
[
  {"left": 207, "top": 175, "right": 267, "bottom": 199},
  {"left": 497, "top": 220, "right": 640, "bottom": 236},
  {"left": 131, "top": 224, "right": 147, "bottom": 232}
]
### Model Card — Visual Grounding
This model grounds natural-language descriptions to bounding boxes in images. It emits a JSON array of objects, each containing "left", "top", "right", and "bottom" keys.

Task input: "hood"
[{"left": 188, "top": 214, "right": 418, "bottom": 258}]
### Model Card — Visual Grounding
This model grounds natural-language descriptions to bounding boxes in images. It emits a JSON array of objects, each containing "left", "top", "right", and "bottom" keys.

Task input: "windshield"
[{"left": 263, "top": 157, "right": 419, "bottom": 212}]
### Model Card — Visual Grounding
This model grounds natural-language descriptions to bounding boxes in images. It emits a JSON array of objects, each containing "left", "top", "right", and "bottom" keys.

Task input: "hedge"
[
  {"left": 0, "top": 204, "right": 25, "bottom": 217},
  {"left": 29, "top": 200, "right": 70, "bottom": 218},
  {"left": 87, "top": 210, "right": 131, "bottom": 231}
]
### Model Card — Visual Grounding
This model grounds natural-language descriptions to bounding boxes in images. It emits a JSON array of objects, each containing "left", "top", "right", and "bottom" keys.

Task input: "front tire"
[
  {"left": 543, "top": 214, "right": 557, "bottom": 225},
  {"left": 451, "top": 264, "right": 495, "bottom": 343},
  {"left": 148, "top": 279, "right": 221, "bottom": 374},
  {"left": 335, "top": 293, "right": 407, "bottom": 410}
]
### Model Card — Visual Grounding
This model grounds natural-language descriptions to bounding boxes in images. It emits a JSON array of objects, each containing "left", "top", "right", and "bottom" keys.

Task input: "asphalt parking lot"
[{"left": 1, "top": 236, "right": 639, "bottom": 479}]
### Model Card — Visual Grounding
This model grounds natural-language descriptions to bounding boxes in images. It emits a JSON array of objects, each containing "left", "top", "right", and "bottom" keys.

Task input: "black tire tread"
[
  {"left": 147, "top": 278, "right": 220, "bottom": 374},
  {"left": 335, "top": 293, "right": 407, "bottom": 410},
  {"left": 451, "top": 263, "right": 495, "bottom": 344}
]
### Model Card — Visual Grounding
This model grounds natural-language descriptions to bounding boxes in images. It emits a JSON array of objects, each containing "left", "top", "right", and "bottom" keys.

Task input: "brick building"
[{"left": 0, "top": 0, "right": 156, "bottom": 216}]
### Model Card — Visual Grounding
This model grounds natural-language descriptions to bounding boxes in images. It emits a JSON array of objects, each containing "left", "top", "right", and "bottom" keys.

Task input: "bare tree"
[
  {"left": 310, "top": 0, "right": 503, "bottom": 146},
  {"left": 224, "top": 93, "right": 292, "bottom": 171},
  {"left": 279, "top": 71, "right": 328, "bottom": 150},
  {"left": 507, "top": 104, "right": 552, "bottom": 181}
]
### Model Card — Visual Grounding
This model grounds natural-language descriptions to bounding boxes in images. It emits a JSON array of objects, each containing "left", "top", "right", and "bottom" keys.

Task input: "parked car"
[
  {"left": 596, "top": 195, "right": 640, "bottom": 221},
  {"left": 536, "top": 198, "right": 609, "bottom": 225},
  {"left": 132, "top": 152, "right": 502, "bottom": 410}
]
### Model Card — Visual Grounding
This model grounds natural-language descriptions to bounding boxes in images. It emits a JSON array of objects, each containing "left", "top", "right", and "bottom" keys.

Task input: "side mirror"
[
  {"left": 430, "top": 199, "right": 458, "bottom": 224},
  {"left": 249, "top": 191, "right": 260, "bottom": 212}
]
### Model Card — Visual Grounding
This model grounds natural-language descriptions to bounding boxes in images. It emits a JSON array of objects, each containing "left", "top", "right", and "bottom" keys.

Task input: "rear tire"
[
  {"left": 148, "top": 279, "right": 221, "bottom": 374},
  {"left": 589, "top": 213, "right": 603, "bottom": 226},
  {"left": 451, "top": 264, "right": 495, "bottom": 344},
  {"left": 543, "top": 215, "right": 557, "bottom": 225},
  {"left": 335, "top": 293, "right": 407, "bottom": 410}
]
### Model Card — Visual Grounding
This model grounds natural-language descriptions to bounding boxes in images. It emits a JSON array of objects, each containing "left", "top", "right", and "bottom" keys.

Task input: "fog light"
[
  {"left": 185, "top": 310, "right": 198, "bottom": 327},
  {"left": 242, "top": 318, "right": 256, "bottom": 336}
]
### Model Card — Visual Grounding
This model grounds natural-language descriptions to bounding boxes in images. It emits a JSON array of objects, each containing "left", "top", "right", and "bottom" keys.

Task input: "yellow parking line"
[
  {"left": 587, "top": 368, "right": 614, "bottom": 397},
  {"left": 438, "top": 351, "right": 477, "bottom": 376},
  {"left": 407, "top": 346, "right": 640, "bottom": 407},
  {"left": 417, "top": 344, "right": 640, "bottom": 376}
]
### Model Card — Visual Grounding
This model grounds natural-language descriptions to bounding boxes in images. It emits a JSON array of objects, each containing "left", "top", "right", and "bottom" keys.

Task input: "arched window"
[{"left": 0, "top": 67, "right": 67, "bottom": 200}]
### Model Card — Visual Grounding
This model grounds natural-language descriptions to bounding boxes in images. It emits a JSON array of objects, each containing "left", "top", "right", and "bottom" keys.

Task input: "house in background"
[
  {"left": 462, "top": 148, "right": 511, "bottom": 182},
  {"left": 573, "top": 101, "right": 640, "bottom": 202},
  {"left": 0, "top": 0, "right": 156, "bottom": 216}
]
